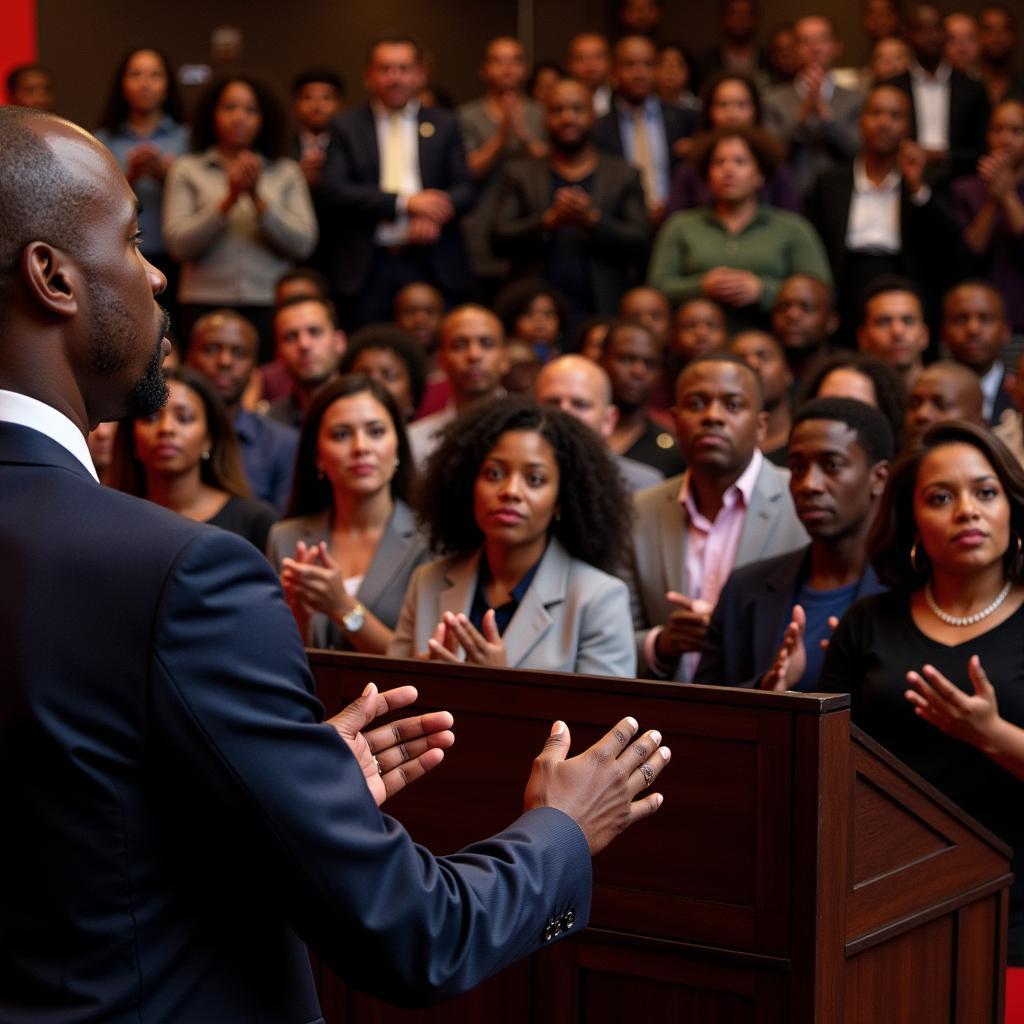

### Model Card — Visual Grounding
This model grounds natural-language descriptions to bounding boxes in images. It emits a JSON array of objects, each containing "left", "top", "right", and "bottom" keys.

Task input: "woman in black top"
[{"left": 821, "top": 421, "right": 1024, "bottom": 965}]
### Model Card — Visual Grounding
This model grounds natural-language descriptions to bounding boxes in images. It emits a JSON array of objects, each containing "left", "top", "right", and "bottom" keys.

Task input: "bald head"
[
  {"left": 535, "top": 354, "right": 617, "bottom": 439},
  {"left": 905, "top": 360, "right": 984, "bottom": 441}
]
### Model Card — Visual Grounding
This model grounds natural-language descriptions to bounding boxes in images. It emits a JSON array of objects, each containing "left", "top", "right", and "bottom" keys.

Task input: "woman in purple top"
[
  {"left": 665, "top": 71, "right": 799, "bottom": 216},
  {"left": 954, "top": 98, "right": 1024, "bottom": 332}
]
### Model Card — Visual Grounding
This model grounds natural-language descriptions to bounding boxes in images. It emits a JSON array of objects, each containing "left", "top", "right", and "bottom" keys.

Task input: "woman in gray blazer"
[
  {"left": 389, "top": 397, "right": 637, "bottom": 677},
  {"left": 267, "top": 375, "right": 430, "bottom": 652}
]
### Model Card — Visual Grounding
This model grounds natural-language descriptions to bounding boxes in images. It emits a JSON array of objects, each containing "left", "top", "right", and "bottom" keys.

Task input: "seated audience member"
[
  {"left": 730, "top": 330, "right": 793, "bottom": 465},
  {"left": 459, "top": 37, "right": 547, "bottom": 288},
  {"left": 856, "top": 276, "right": 931, "bottom": 389},
  {"left": 87, "top": 422, "right": 119, "bottom": 486},
  {"left": 616, "top": 0, "right": 663, "bottom": 38},
  {"left": 771, "top": 274, "right": 837, "bottom": 385},
  {"left": 905, "top": 360, "right": 985, "bottom": 441},
  {"left": 390, "top": 398, "right": 636, "bottom": 675},
  {"left": 267, "top": 375, "right": 430, "bottom": 652},
  {"left": 567, "top": 32, "right": 613, "bottom": 116},
  {"left": 820, "top": 421, "right": 1024, "bottom": 965},
  {"left": 869, "top": 36, "right": 912, "bottom": 86},
  {"left": 800, "top": 350, "right": 908, "bottom": 450},
  {"left": 164, "top": 76, "right": 317, "bottom": 362},
  {"left": 502, "top": 338, "right": 544, "bottom": 395},
  {"left": 625, "top": 354, "right": 809, "bottom": 682},
  {"left": 339, "top": 325, "right": 427, "bottom": 423},
  {"left": 573, "top": 315, "right": 615, "bottom": 361},
  {"left": 695, "top": 398, "right": 892, "bottom": 689},
  {"left": 954, "top": 99, "right": 1024, "bottom": 337},
  {"left": 942, "top": 281, "right": 1014, "bottom": 424},
  {"left": 186, "top": 310, "right": 298, "bottom": 512},
  {"left": 492, "top": 78, "right": 649, "bottom": 321},
  {"left": 600, "top": 319, "right": 686, "bottom": 477},
  {"left": 594, "top": 35, "right": 697, "bottom": 223},
  {"left": 527, "top": 60, "right": 564, "bottom": 107},
  {"left": 665, "top": 71, "right": 800, "bottom": 216},
  {"left": 884, "top": 2, "right": 990, "bottom": 185},
  {"left": 5, "top": 64, "right": 54, "bottom": 111},
  {"left": 318, "top": 36, "right": 474, "bottom": 328},
  {"left": 648, "top": 126, "right": 832, "bottom": 333},
  {"left": 94, "top": 49, "right": 188, "bottom": 282},
  {"left": 762, "top": 16, "right": 862, "bottom": 199},
  {"left": 767, "top": 23, "right": 800, "bottom": 85},
  {"left": 111, "top": 368, "right": 278, "bottom": 550},
  {"left": 291, "top": 68, "right": 344, "bottom": 188},
  {"left": 535, "top": 354, "right": 663, "bottom": 491},
  {"left": 804, "top": 84, "right": 963, "bottom": 346},
  {"left": 275, "top": 266, "right": 329, "bottom": 306},
  {"left": 407, "top": 305, "right": 509, "bottom": 467},
  {"left": 495, "top": 279, "right": 569, "bottom": 364},
  {"left": 619, "top": 286, "right": 671, "bottom": 349},
  {"left": 701, "top": 0, "right": 772, "bottom": 90},
  {"left": 655, "top": 43, "right": 700, "bottom": 113},
  {"left": 393, "top": 282, "right": 450, "bottom": 417},
  {"left": 944, "top": 12, "right": 981, "bottom": 77},
  {"left": 979, "top": 4, "right": 1024, "bottom": 106},
  {"left": 863, "top": 0, "right": 903, "bottom": 48},
  {"left": 995, "top": 347, "right": 1024, "bottom": 462},
  {"left": 666, "top": 298, "right": 728, "bottom": 387}
]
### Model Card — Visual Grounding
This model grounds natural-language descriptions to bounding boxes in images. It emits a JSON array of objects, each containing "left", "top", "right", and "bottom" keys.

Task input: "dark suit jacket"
[
  {"left": 883, "top": 69, "right": 990, "bottom": 181},
  {"left": 693, "top": 545, "right": 886, "bottom": 688},
  {"left": 318, "top": 105, "right": 475, "bottom": 296},
  {"left": 592, "top": 99, "right": 696, "bottom": 180},
  {"left": 0, "top": 421, "right": 590, "bottom": 1022},
  {"left": 491, "top": 153, "right": 651, "bottom": 314}
]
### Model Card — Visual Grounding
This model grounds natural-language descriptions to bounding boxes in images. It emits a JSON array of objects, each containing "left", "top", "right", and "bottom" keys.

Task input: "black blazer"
[
  {"left": 592, "top": 99, "right": 696, "bottom": 180},
  {"left": 318, "top": 104, "right": 475, "bottom": 296},
  {"left": 883, "top": 69, "right": 990, "bottom": 181},
  {"left": 491, "top": 153, "right": 651, "bottom": 313},
  {"left": 0, "top": 422, "right": 591, "bottom": 1021}
]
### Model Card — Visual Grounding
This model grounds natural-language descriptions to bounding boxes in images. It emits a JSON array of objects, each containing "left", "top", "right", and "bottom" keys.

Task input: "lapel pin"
[{"left": 419, "top": 121, "right": 435, "bottom": 139}]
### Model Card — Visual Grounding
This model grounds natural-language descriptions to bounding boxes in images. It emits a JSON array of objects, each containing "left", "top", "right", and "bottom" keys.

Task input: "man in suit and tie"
[
  {"left": 0, "top": 107, "right": 670, "bottom": 1022},
  {"left": 625, "top": 354, "right": 808, "bottom": 683},
  {"left": 319, "top": 36, "right": 475, "bottom": 328}
]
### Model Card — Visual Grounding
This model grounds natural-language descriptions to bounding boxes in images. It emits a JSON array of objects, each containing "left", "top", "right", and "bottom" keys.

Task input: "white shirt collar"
[
  {"left": 371, "top": 99, "right": 421, "bottom": 122},
  {"left": 852, "top": 156, "right": 901, "bottom": 195},
  {"left": 910, "top": 61, "right": 952, "bottom": 85},
  {"left": 0, "top": 389, "right": 99, "bottom": 481}
]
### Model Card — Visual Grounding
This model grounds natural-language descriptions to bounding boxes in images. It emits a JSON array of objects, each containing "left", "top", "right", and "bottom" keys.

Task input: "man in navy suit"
[
  {"left": 0, "top": 108, "right": 670, "bottom": 1023},
  {"left": 319, "top": 36, "right": 475, "bottom": 328}
]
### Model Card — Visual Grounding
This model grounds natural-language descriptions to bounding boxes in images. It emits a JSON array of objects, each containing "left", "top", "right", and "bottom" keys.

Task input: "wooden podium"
[{"left": 309, "top": 652, "right": 1011, "bottom": 1023}]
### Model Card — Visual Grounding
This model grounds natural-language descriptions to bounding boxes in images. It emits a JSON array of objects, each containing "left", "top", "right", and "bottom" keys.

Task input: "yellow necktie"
[
  {"left": 381, "top": 112, "right": 406, "bottom": 194},
  {"left": 632, "top": 108, "right": 658, "bottom": 206}
]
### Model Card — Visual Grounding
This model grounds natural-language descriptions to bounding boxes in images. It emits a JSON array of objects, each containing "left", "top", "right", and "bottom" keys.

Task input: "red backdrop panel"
[{"left": 2, "top": 0, "right": 37, "bottom": 102}]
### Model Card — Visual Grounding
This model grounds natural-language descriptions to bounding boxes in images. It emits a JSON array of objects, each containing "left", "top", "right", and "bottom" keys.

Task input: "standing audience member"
[
  {"left": 291, "top": 68, "right": 344, "bottom": 188},
  {"left": 339, "top": 325, "right": 427, "bottom": 424},
  {"left": 979, "top": 4, "right": 1024, "bottom": 106},
  {"left": 701, "top": 0, "right": 771, "bottom": 90},
  {"left": 407, "top": 305, "right": 509, "bottom": 466},
  {"left": 649, "top": 126, "right": 831, "bottom": 333},
  {"left": 111, "top": 368, "right": 278, "bottom": 551},
  {"left": 163, "top": 76, "right": 317, "bottom": 360},
  {"left": 730, "top": 330, "right": 793, "bottom": 465},
  {"left": 821, "top": 421, "right": 1024, "bottom": 966},
  {"left": 616, "top": 0, "right": 663, "bottom": 39},
  {"left": 655, "top": 43, "right": 700, "bottom": 114},
  {"left": 492, "top": 78, "right": 649, "bottom": 321},
  {"left": 390, "top": 398, "right": 636, "bottom": 676},
  {"left": 319, "top": 37, "right": 474, "bottom": 327},
  {"left": 600, "top": 319, "right": 686, "bottom": 477},
  {"left": 626, "top": 354, "right": 807, "bottom": 683},
  {"left": 771, "top": 275, "right": 837, "bottom": 385},
  {"left": 535, "top": 354, "right": 663, "bottom": 492},
  {"left": 459, "top": 37, "right": 547, "bottom": 290},
  {"left": 942, "top": 281, "right": 1014, "bottom": 425},
  {"left": 186, "top": 310, "right": 298, "bottom": 512},
  {"left": 863, "top": 0, "right": 903, "bottom": 48},
  {"left": 944, "top": 12, "right": 981, "bottom": 77},
  {"left": 696, "top": 398, "right": 892, "bottom": 690},
  {"left": 527, "top": 61, "right": 564, "bottom": 107},
  {"left": 267, "top": 296, "right": 346, "bottom": 429},
  {"left": 869, "top": 36, "right": 912, "bottom": 86},
  {"left": 5, "top": 64, "right": 54, "bottom": 111},
  {"left": 763, "top": 15, "right": 863, "bottom": 198},
  {"left": 857, "top": 277, "right": 931, "bottom": 389},
  {"left": 904, "top": 361, "right": 985, "bottom": 441},
  {"left": 267, "top": 376, "right": 429, "bottom": 653},
  {"left": 567, "top": 32, "right": 613, "bottom": 116},
  {"left": 767, "top": 24, "right": 800, "bottom": 86}
]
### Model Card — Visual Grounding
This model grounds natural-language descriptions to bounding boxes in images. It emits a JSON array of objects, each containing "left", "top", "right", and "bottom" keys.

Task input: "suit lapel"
[
  {"left": 439, "top": 551, "right": 479, "bottom": 620},
  {"left": 360, "top": 105, "right": 381, "bottom": 182},
  {"left": 658, "top": 486, "right": 688, "bottom": 594},
  {"left": 735, "top": 461, "right": 783, "bottom": 566},
  {"left": 500, "top": 541, "right": 563, "bottom": 667},
  {"left": 0, "top": 421, "right": 96, "bottom": 481},
  {"left": 357, "top": 501, "right": 417, "bottom": 610}
]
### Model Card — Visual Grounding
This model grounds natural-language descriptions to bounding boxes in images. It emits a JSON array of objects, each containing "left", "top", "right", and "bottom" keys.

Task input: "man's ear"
[{"left": 21, "top": 241, "right": 80, "bottom": 319}]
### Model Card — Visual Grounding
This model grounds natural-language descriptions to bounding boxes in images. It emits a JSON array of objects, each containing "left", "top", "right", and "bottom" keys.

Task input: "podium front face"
[{"left": 309, "top": 653, "right": 1011, "bottom": 1024}]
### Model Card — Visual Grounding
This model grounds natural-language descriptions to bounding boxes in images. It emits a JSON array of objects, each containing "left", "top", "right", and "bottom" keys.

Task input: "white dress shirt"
[
  {"left": 0, "top": 389, "right": 98, "bottom": 481},
  {"left": 910, "top": 61, "right": 952, "bottom": 151},
  {"left": 373, "top": 100, "right": 423, "bottom": 246},
  {"left": 846, "top": 158, "right": 902, "bottom": 253}
]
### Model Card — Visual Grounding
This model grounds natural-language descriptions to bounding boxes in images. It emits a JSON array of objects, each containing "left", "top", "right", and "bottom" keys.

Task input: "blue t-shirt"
[{"left": 792, "top": 579, "right": 860, "bottom": 691}]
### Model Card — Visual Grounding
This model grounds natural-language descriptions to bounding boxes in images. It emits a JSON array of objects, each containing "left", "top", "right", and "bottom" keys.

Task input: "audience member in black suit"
[
  {"left": 111, "top": 367, "right": 278, "bottom": 550},
  {"left": 979, "top": 4, "right": 1024, "bottom": 106},
  {"left": 771, "top": 274, "right": 837, "bottom": 385},
  {"left": 695, "top": 398, "right": 892, "bottom": 689},
  {"left": 291, "top": 68, "right": 344, "bottom": 189},
  {"left": 804, "top": 83, "right": 964, "bottom": 345},
  {"left": 884, "top": 3, "right": 990, "bottom": 185},
  {"left": 905, "top": 360, "right": 985, "bottom": 442},
  {"left": 492, "top": 78, "right": 650, "bottom": 321},
  {"left": 319, "top": 36, "right": 474, "bottom": 327},
  {"left": 593, "top": 35, "right": 696, "bottom": 223},
  {"left": 730, "top": 330, "right": 793, "bottom": 466}
]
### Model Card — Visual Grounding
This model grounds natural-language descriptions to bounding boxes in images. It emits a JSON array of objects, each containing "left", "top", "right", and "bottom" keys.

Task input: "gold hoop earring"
[{"left": 910, "top": 539, "right": 928, "bottom": 574}]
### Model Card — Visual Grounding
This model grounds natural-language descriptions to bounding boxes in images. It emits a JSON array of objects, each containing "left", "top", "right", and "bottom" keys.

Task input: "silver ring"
[
  {"left": 639, "top": 763, "right": 654, "bottom": 787},
  {"left": 374, "top": 757, "right": 383, "bottom": 777}
]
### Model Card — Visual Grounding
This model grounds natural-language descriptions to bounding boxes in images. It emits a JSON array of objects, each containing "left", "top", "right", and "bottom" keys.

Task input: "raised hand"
[
  {"left": 655, "top": 591, "right": 713, "bottom": 662},
  {"left": 524, "top": 716, "right": 670, "bottom": 855},
  {"left": 425, "top": 610, "right": 508, "bottom": 667},
  {"left": 904, "top": 656, "right": 1001, "bottom": 749},
  {"left": 759, "top": 604, "right": 806, "bottom": 691}
]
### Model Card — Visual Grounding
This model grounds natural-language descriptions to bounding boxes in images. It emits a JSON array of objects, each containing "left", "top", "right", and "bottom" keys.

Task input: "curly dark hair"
[
  {"left": 493, "top": 279, "right": 570, "bottom": 341},
  {"left": 340, "top": 325, "right": 428, "bottom": 415},
  {"left": 285, "top": 373, "right": 413, "bottom": 518},
  {"left": 190, "top": 75, "right": 285, "bottom": 159},
  {"left": 868, "top": 420, "right": 1024, "bottom": 589},
  {"left": 698, "top": 70, "right": 763, "bottom": 131},
  {"left": 97, "top": 48, "right": 183, "bottom": 134},
  {"left": 692, "top": 124, "right": 782, "bottom": 181},
  {"left": 416, "top": 397, "right": 632, "bottom": 572}
]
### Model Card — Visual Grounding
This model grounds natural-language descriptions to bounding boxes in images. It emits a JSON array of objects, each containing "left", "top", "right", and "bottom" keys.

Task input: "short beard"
[{"left": 553, "top": 134, "right": 591, "bottom": 157}]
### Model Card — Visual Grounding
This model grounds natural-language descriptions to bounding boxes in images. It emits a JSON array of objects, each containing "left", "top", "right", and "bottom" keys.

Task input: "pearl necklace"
[{"left": 924, "top": 579, "right": 1013, "bottom": 626}]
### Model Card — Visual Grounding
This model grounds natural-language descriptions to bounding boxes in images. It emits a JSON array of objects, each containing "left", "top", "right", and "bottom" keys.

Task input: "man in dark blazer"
[
  {"left": 0, "top": 108, "right": 669, "bottom": 1022},
  {"left": 694, "top": 398, "right": 892, "bottom": 690},
  {"left": 593, "top": 35, "right": 696, "bottom": 223},
  {"left": 318, "top": 37, "right": 475, "bottom": 328},
  {"left": 492, "top": 78, "right": 650, "bottom": 319}
]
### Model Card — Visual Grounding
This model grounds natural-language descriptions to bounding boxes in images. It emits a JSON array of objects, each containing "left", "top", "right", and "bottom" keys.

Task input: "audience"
[
  {"left": 87, "top": 422, "right": 119, "bottom": 487},
  {"left": 767, "top": 24, "right": 800, "bottom": 86},
  {"left": 390, "top": 398, "right": 636, "bottom": 675},
  {"left": 526, "top": 60, "right": 564, "bottom": 107},
  {"left": 5, "top": 64, "right": 55, "bottom": 111},
  {"left": 771, "top": 274, "right": 837, "bottom": 383},
  {"left": 944, "top": 12, "right": 981, "bottom": 78},
  {"left": 619, "top": 286, "right": 671, "bottom": 348},
  {"left": 667, "top": 298, "right": 728, "bottom": 386},
  {"left": 701, "top": 0, "right": 772, "bottom": 90},
  {"left": 730, "top": 330, "right": 793, "bottom": 465},
  {"left": 904, "top": 360, "right": 985, "bottom": 442},
  {"left": 291, "top": 68, "right": 344, "bottom": 189},
  {"left": 494, "top": 279, "right": 569, "bottom": 363},
  {"left": 655, "top": 43, "right": 700, "bottom": 113},
  {"left": 392, "top": 282, "right": 450, "bottom": 416},
  {"left": 979, "top": 4, "right": 1024, "bottom": 106},
  {"left": 267, "top": 375, "right": 430, "bottom": 653},
  {"left": 567, "top": 32, "right": 613, "bottom": 116},
  {"left": 869, "top": 36, "right": 912, "bottom": 86},
  {"left": 856, "top": 276, "right": 931, "bottom": 388},
  {"left": 995, "top": 347, "right": 1024, "bottom": 462},
  {"left": 339, "top": 325, "right": 428, "bottom": 423}
]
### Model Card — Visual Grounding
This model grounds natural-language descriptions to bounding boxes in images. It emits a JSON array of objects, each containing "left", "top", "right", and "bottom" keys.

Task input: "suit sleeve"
[
  {"left": 588, "top": 167, "right": 651, "bottom": 259},
  {"left": 319, "top": 121, "right": 399, "bottom": 222},
  {"left": 257, "top": 160, "right": 318, "bottom": 261},
  {"left": 149, "top": 530, "right": 591, "bottom": 1005},
  {"left": 439, "top": 118, "right": 476, "bottom": 215},
  {"left": 574, "top": 575, "right": 637, "bottom": 678},
  {"left": 162, "top": 157, "right": 229, "bottom": 262},
  {"left": 491, "top": 165, "right": 548, "bottom": 259}
]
